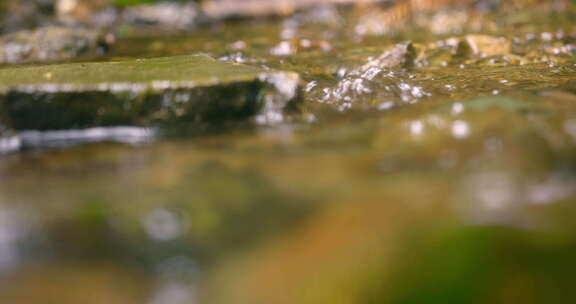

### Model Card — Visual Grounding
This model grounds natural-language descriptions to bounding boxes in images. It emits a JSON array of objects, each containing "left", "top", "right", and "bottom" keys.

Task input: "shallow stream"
[{"left": 1, "top": 4, "right": 576, "bottom": 304}]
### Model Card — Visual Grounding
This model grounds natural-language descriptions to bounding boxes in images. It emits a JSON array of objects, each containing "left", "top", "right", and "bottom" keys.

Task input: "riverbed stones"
[
  {"left": 0, "top": 0, "right": 53, "bottom": 34},
  {"left": 464, "top": 34, "right": 512, "bottom": 57},
  {"left": 0, "top": 26, "right": 114, "bottom": 64},
  {"left": 372, "top": 41, "right": 416, "bottom": 69},
  {"left": 56, "top": 0, "right": 112, "bottom": 26},
  {"left": 203, "top": 0, "right": 382, "bottom": 19},
  {"left": 0, "top": 55, "right": 301, "bottom": 132},
  {"left": 122, "top": 2, "right": 202, "bottom": 31}
]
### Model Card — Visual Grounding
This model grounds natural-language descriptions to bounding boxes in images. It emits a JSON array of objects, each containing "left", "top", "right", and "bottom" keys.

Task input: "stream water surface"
[{"left": 1, "top": 3, "right": 576, "bottom": 304}]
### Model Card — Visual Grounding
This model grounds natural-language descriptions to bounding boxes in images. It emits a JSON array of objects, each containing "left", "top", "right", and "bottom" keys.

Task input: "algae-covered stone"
[{"left": 0, "top": 54, "right": 301, "bottom": 131}]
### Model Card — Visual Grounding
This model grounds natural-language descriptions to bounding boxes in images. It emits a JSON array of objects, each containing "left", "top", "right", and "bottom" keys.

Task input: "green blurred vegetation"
[{"left": 114, "top": 0, "right": 160, "bottom": 7}]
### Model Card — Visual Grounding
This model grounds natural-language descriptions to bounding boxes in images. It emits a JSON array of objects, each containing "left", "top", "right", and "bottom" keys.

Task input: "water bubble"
[
  {"left": 270, "top": 41, "right": 294, "bottom": 56},
  {"left": 377, "top": 101, "right": 395, "bottom": 111},
  {"left": 451, "top": 120, "right": 470, "bottom": 139},
  {"left": 445, "top": 84, "right": 456, "bottom": 91},
  {"left": 408, "top": 120, "right": 425, "bottom": 137},
  {"left": 0, "top": 135, "right": 21, "bottom": 154},
  {"left": 451, "top": 102, "right": 464, "bottom": 115},
  {"left": 144, "top": 209, "right": 184, "bottom": 241}
]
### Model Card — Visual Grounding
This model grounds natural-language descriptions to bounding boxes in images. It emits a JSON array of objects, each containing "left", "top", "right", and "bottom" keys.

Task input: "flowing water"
[{"left": 1, "top": 3, "right": 576, "bottom": 304}]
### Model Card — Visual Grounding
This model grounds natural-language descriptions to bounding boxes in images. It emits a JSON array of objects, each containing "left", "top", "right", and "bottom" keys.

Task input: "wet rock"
[
  {"left": 464, "top": 34, "right": 512, "bottom": 57},
  {"left": 203, "top": 0, "right": 381, "bottom": 19},
  {"left": 419, "top": 10, "right": 471, "bottom": 35},
  {"left": 312, "top": 42, "right": 421, "bottom": 105},
  {"left": 0, "top": 26, "right": 114, "bottom": 64},
  {"left": 444, "top": 37, "right": 473, "bottom": 58},
  {"left": 122, "top": 2, "right": 202, "bottom": 31},
  {"left": 353, "top": 0, "right": 479, "bottom": 36},
  {"left": 370, "top": 41, "right": 416, "bottom": 69},
  {"left": 57, "top": 1, "right": 203, "bottom": 31},
  {"left": 0, "top": 55, "right": 301, "bottom": 132},
  {"left": 0, "top": 0, "right": 54, "bottom": 34},
  {"left": 56, "top": 0, "right": 116, "bottom": 28}
]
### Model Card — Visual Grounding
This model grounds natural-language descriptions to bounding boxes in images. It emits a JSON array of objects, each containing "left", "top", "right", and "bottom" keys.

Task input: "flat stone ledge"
[{"left": 0, "top": 55, "right": 301, "bottom": 132}]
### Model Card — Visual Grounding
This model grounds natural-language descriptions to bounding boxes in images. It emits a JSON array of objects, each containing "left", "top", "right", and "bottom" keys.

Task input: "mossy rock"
[{"left": 0, "top": 55, "right": 301, "bottom": 132}]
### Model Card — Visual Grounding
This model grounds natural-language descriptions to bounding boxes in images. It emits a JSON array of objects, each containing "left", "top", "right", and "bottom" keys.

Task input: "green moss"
[
  {"left": 0, "top": 55, "right": 266, "bottom": 91},
  {"left": 0, "top": 55, "right": 300, "bottom": 130},
  {"left": 114, "top": 0, "right": 159, "bottom": 8}
]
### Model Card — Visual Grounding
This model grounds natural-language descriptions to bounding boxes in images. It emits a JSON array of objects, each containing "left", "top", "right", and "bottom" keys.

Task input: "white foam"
[
  {"left": 0, "top": 135, "right": 21, "bottom": 153},
  {"left": 19, "top": 126, "right": 156, "bottom": 148}
]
